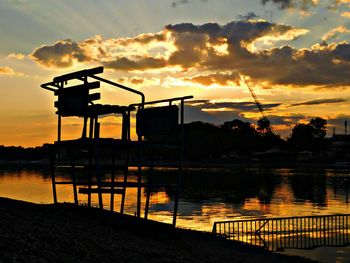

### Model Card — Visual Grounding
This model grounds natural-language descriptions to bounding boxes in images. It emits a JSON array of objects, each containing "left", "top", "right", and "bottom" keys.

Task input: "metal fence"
[{"left": 212, "top": 214, "right": 350, "bottom": 251}]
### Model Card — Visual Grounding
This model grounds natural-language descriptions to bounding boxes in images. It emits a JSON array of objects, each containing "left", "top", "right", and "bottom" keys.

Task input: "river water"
[{"left": 0, "top": 167, "right": 349, "bottom": 262}]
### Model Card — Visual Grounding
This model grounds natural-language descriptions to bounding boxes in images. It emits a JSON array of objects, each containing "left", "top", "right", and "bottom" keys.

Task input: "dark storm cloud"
[
  {"left": 268, "top": 114, "right": 307, "bottom": 125},
  {"left": 237, "top": 12, "right": 259, "bottom": 21},
  {"left": 291, "top": 98, "right": 347, "bottom": 106},
  {"left": 171, "top": 0, "right": 189, "bottom": 8},
  {"left": 184, "top": 105, "right": 250, "bottom": 125},
  {"left": 261, "top": 0, "right": 317, "bottom": 10},
  {"left": 327, "top": 115, "right": 350, "bottom": 127},
  {"left": 171, "top": 0, "right": 207, "bottom": 8},
  {"left": 187, "top": 100, "right": 282, "bottom": 111},
  {"left": 262, "top": 0, "right": 292, "bottom": 9},
  {"left": 30, "top": 39, "right": 90, "bottom": 68},
  {"left": 184, "top": 103, "right": 305, "bottom": 129}
]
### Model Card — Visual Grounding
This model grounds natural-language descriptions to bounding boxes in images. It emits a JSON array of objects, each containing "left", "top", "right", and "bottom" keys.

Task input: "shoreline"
[
  {"left": 0, "top": 159, "right": 348, "bottom": 169},
  {"left": 0, "top": 197, "right": 315, "bottom": 263}
]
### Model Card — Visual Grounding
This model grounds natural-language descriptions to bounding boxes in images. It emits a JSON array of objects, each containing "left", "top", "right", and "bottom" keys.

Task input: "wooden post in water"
[
  {"left": 94, "top": 118, "right": 103, "bottom": 209},
  {"left": 50, "top": 146, "right": 57, "bottom": 204},
  {"left": 173, "top": 99, "right": 185, "bottom": 227}
]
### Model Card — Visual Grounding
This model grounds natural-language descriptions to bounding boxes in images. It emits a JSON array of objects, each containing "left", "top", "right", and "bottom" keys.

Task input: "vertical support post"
[
  {"left": 121, "top": 111, "right": 131, "bottom": 214},
  {"left": 173, "top": 99, "right": 184, "bottom": 227},
  {"left": 87, "top": 116, "right": 94, "bottom": 207},
  {"left": 53, "top": 81, "right": 64, "bottom": 204},
  {"left": 57, "top": 81, "right": 64, "bottom": 144},
  {"left": 136, "top": 106, "right": 143, "bottom": 218},
  {"left": 110, "top": 142, "right": 116, "bottom": 211},
  {"left": 136, "top": 133, "right": 142, "bottom": 218},
  {"left": 122, "top": 112, "right": 129, "bottom": 141},
  {"left": 144, "top": 185, "right": 151, "bottom": 219},
  {"left": 71, "top": 157, "right": 78, "bottom": 205},
  {"left": 82, "top": 116, "right": 88, "bottom": 138},
  {"left": 50, "top": 145, "right": 57, "bottom": 204},
  {"left": 94, "top": 117, "right": 103, "bottom": 209},
  {"left": 144, "top": 149, "right": 154, "bottom": 219},
  {"left": 57, "top": 115, "right": 61, "bottom": 143}
]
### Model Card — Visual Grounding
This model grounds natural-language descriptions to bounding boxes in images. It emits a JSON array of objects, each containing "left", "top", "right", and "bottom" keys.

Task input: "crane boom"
[{"left": 242, "top": 76, "right": 274, "bottom": 134}]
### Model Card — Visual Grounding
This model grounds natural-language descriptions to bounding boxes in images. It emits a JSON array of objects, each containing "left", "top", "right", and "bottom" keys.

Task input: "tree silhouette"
[
  {"left": 310, "top": 117, "right": 327, "bottom": 139},
  {"left": 288, "top": 117, "right": 327, "bottom": 152},
  {"left": 257, "top": 117, "right": 272, "bottom": 135}
]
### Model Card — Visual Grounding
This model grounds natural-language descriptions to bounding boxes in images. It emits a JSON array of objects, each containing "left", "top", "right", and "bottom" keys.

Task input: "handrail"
[
  {"left": 212, "top": 213, "right": 350, "bottom": 251},
  {"left": 130, "top": 95, "right": 193, "bottom": 107},
  {"left": 212, "top": 213, "right": 350, "bottom": 225}
]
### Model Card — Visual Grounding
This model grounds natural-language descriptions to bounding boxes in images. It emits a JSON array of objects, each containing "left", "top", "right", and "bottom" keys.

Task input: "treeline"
[
  {"left": 0, "top": 117, "right": 329, "bottom": 162},
  {"left": 0, "top": 145, "right": 50, "bottom": 161},
  {"left": 184, "top": 117, "right": 328, "bottom": 161}
]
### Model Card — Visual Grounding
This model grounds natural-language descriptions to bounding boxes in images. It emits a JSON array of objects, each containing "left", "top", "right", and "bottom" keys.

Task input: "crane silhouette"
[{"left": 241, "top": 76, "right": 275, "bottom": 135}]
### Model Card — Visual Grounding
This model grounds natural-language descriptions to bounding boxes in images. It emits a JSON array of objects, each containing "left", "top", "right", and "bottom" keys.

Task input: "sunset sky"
[{"left": 1, "top": 0, "right": 350, "bottom": 147}]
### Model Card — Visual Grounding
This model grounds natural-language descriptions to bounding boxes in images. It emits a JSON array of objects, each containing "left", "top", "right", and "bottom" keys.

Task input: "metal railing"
[{"left": 213, "top": 214, "right": 350, "bottom": 251}]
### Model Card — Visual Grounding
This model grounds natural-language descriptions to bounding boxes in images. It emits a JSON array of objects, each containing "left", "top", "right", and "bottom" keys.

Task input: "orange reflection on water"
[
  {"left": 1, "top": 168, "right": 350, "bottom": 235},
  {"left": 0, "top": 170, "right": 55, "bottom": 203}
]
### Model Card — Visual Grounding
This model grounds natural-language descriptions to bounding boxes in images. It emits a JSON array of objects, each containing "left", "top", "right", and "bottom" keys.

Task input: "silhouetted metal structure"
[
  {"left": 41, "top": 66, "right": 192, "bottom": 226},
  {"left": 242, "top": 76, "right": 274, "bottom": 134},
  {"left": 213, "top": 214, "right": 350, "bottom": 251}
]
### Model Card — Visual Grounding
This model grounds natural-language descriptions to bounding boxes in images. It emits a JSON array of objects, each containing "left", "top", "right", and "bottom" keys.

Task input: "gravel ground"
[{"left": 0, "top": 197, "right": 316, "bottom": 263}]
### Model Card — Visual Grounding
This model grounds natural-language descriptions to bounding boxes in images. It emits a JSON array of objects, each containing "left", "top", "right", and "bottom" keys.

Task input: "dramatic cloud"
[
  {"left": 28, "top": 19, "right": 350, "bottom": 88},
  {"left": 30, "top": 39, "right": 90, "bottom": 68},
  {"left": 290, "top": 98, "right": 347, "bottom": 106},
  {"left": 163, "top": 21, "right": 350, "bottom": 86}
]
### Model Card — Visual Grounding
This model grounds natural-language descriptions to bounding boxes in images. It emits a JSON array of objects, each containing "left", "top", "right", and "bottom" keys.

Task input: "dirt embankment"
[{"left": 0, "top": 197, "right": 315, "bottom": 263}]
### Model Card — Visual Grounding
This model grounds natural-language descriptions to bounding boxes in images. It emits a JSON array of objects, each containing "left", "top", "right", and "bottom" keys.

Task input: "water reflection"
[
  {"left": 1, "top": 167, "right": 350, "bottom": 262},
  {"left": 0, "top": 167, "right": 350, "bottom": 232}
]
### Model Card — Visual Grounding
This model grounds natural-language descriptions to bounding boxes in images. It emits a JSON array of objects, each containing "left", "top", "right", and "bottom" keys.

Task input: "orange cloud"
[
  {"left": 183, "top": 72, "right": 240, "bottom": 86},
  {"left": 0, "top": 66, "right": 15, "bottom": 75},
  {"left": 118, "top": 77, "right": 144, "bottom": 85},
  {"left": 0, "top": 66, "right": 25, "bottom": 77},
  {"left": 341, "top": 11, "right": 350, "bottom": 18},
  {"left": 7, "top": 53, "right": 26, "bottom": 60},
  {"left": 322, "top": 26, "right": 350, "bottom": 41}
]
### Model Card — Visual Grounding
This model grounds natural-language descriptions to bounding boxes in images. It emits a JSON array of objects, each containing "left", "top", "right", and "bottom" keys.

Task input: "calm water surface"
[{"left": 0, "top": 167, "right": 349, "bottom": 262}]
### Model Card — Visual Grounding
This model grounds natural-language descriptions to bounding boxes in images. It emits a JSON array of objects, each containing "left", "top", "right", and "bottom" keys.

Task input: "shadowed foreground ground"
[{"left": 0, "top": 198, "right": 315, "bottom": 263}]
